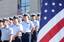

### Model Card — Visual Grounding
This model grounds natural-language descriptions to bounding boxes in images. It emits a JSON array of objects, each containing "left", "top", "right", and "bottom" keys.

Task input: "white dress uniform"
[
  {"left": 31, "top": 13, "right": 40, "bottom": 42},
  {"left": 32, "top": 20, "right": 39, "bottom": 31},
  {"left": 22, "top": 20, "right": 34, "bottom": 42},
  {"left": 22, "top": 20, "right": 34, "bottom": 33},
  {"left": 11, "top": 23, "right": 23, "bottom": 42},
  {"left": 12, "top": 24, "right": 23, "bottom": 36},
  {"left": 31, "top": 20, "right": 39, "bottom": 42},
  {"left": 1, "top": 26, "right": 13, "bottom": 41}
]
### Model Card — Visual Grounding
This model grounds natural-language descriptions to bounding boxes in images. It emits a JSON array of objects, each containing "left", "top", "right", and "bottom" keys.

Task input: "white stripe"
[
  {"left": 49, "top": 27, "right": 64, "bottom": 42},
  {"left": 37, "top": 9, "right": 64, "bottom": 42}
]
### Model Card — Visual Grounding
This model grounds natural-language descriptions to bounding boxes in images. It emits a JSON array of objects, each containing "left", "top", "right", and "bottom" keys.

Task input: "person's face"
[
  {"left": 4, "top": 21, "right": 9, "bottom": 26},
  {"left": 37, "top": 16, "right": 40, "bottom": 20},
  {"left": 32, "top": 16, "right": 36, "bottom": 20},
  {"left": 19, "top": 18, "right": 22, "bottom": 22},
  {"left": 0, "top": 22, "right": 4, "bottom": 27},
  {"left": 23, "top": 16, "right": 29, "bottom": 21},
  {"left": 13, "top": 19, "right": 19, "bottom": 24},
  {"left": 9, "top": 20, "right": 13, "bottom": 25}
]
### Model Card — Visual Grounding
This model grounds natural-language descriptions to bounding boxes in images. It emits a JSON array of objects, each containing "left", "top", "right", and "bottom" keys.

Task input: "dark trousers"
[
  {"left": 0, "top": 40, "right": 2, "bottom": 42},
  {"left": 22, "top": 32, "right": 31, "bottom": 42},
  {"left": 0, "top": 40, "right": 15, "bottom": 42},
  {"left": 3, "top": 40, "right": 9, "bottom": 42},
  {"left": 12, "top": 40, "right": 15, "bottom": 42},
  {"left": 12, "top": 36, "right": 22, "bottom": 42},
  {"left": 31, "top": 31, "right": 37, "bottom": 42}
]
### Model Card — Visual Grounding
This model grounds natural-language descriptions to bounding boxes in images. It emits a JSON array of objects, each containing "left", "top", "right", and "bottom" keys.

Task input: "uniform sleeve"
[
  {"left": 36, "top": 21, "right": 39, "bottom": 31},
  {"left": 30, "top": 21, "right": 35, "bottom": 29},
  {"left": 9, "top": 28, "right": 14, "bottom": 35},
  {"left": 36, "top": 21, "right": 39, "bottom": 28},
  {"left": 19, "top": 24, "right": 23, "bottom": 32}
]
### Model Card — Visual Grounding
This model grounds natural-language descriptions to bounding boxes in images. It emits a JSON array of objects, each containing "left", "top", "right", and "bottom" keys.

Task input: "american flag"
[{"left": 37, "top": 0, "right": 64, "bottom": 42}]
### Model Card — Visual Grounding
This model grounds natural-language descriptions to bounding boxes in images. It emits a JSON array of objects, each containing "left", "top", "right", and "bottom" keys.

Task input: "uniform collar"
[
  {"left": 23, "top": 20, "right": 30, "bottom": 24},
  {"left": 13, "top": 23, "right": 20, "bottom": 26},
  {"left": 32, "top": 19, "right": 36, "bottom": 21}
]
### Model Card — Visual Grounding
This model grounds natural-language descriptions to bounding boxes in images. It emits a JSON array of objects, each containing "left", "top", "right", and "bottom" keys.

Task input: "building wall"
[
  {"left": 0, "top": 0, "right": 17, "bottom": 18},
  {"left": 0, "top": 0, "right": 40, "bottom": 18},
  {"left": 30, "top": 0, "right": 40, "bottom": 13}
]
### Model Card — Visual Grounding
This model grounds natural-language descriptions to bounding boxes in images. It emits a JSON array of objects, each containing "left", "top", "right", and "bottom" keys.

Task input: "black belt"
[
  {"left": 0, "top": 40, "right": 2, "bottom": 41},
  {"left": 3, "top": 40, "right": 9, "bottom": 42},
  {"left": 15, "top": 36, "right": 22, "bottom": 39}
]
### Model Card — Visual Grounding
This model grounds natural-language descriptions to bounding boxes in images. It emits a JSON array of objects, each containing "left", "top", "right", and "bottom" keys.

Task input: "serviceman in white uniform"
[
  {"left": 1, "top": 19, "right": 14, "bottom": 42},
  {"left": 22, "top": 14, "right": 35, "bottom": 42},
  {"left": 36, "top": 13, "right": 41, "bottom": 22},
  {"left": 0, "top": 20, "right": 4, "bottom": 42},
  {"left": 12, "top": 16, "right": 23, "bottom": 42},
  {"left": 8, "top": 17, "right": 14, "bottom": 28},
  {"left": 31, "top": 14, "right": 39, "bottom": 42}
]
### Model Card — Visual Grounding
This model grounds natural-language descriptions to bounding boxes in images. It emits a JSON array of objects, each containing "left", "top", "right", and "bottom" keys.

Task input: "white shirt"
[
  {"left": 12, "top": 24, "right": 23, "bottom": 36},
  {"left": 1, "top": 27, "right": 13, "bottom": 41},
  {"left": 22, "top": 20, "right": 34, "bottom": 32},
  {"left": 32, "top": 20, "right": 39, "bottom": 31}
]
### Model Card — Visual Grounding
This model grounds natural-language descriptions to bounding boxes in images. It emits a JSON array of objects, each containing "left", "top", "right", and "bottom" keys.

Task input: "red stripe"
[
  {"left": 60, "top": 37, "right": 64, "bottom": 42},
  {"left": 40, "top": 18, "right": 64, "bottom": 42}
]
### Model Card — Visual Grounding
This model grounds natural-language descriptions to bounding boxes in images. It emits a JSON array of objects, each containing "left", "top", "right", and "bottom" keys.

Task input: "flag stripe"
[
  {"left": 39, "top": 0, "right": 64, "bottom": 42},
  {"left": 60, "top": 37, "right": 64, "bottom": 42},
  {"left": 49, "top": 27, "right": 64, "bottom": 42},
  {"left": 40, "top": 19, "right": 64, "bottom": 42},
  {"left": 37, "top": 9, "right": 64, "bottom": 42}
]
